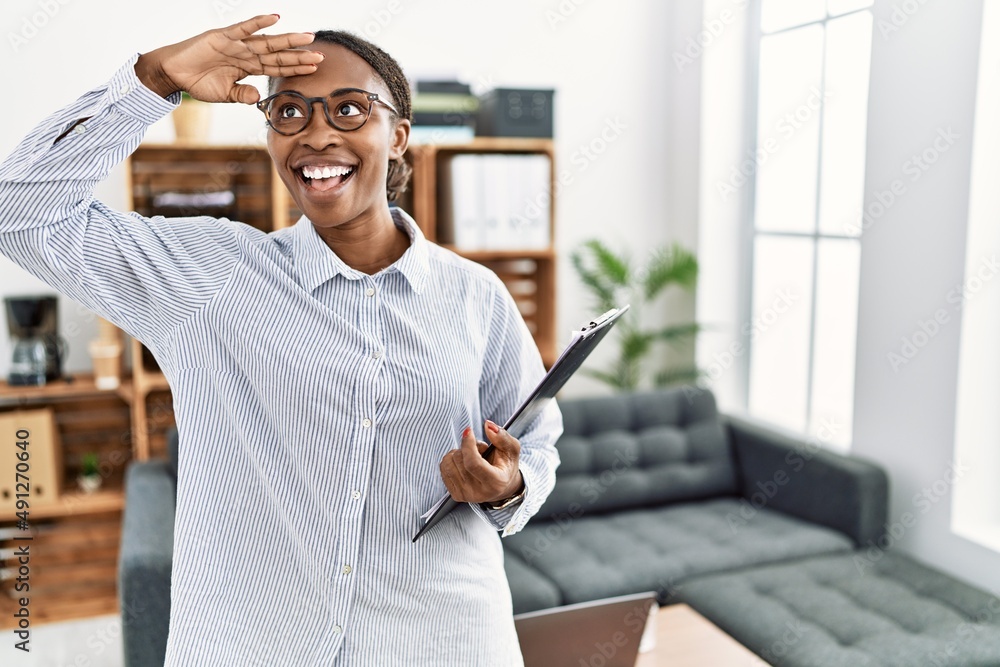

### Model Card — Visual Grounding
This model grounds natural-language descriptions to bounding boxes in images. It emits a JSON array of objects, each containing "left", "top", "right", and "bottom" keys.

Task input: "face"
[{"left": 266, "top": 42, "right": 410, "bottom": 230}]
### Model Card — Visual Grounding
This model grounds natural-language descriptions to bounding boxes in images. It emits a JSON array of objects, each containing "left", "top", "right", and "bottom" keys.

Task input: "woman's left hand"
[{"left": 439, "top": 420, "right": 524, "bottom": 504}]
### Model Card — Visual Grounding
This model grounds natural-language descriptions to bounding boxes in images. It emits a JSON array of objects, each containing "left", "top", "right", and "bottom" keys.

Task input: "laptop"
[{"left": 514, "top": 592, "right": 658, "bottom": 667}]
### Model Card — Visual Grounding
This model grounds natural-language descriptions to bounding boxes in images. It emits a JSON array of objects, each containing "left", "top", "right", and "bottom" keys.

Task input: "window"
[{"left": 744, "top": 0, "right": 874, "bottom": 450}]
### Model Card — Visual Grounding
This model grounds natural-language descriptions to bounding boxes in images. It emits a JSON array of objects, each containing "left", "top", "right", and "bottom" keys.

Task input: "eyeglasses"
[{"left": 256, "top": 87, "right": 399, "bottom": 136}]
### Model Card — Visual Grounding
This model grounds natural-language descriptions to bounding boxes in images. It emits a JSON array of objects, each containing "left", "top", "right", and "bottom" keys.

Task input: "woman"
[{"left": 0, "top": 15, "right": 561, "bottom": 666}]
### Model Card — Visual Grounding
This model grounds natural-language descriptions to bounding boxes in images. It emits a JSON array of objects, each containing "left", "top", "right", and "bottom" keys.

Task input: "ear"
[{"left": 389, "top": 118, "right": 410, "bottom": 160}]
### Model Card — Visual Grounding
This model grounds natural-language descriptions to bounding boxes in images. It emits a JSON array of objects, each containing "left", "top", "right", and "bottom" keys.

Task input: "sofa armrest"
[
  {"left": 118, "top": 460, "right": 175, "bottom": 667},
  {"left": 723, "top": 413, "right": 888, "bottom": 547}
]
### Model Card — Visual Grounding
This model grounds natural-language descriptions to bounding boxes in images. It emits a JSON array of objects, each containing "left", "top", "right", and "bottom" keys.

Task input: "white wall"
[
  {"left": 0, "top": 0, "right": 702, "bottom": 396},
  {"left": 695, "top": 0, "right": 753, "bottom": 415},
  {"left": 852, "top": 0, "right": 1000, "bottom": 593},
  {"left": 953, "top": 0, "right": 1000, "bottom": 554}
]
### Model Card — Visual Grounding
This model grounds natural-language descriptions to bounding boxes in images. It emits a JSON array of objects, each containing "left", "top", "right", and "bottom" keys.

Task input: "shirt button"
[
  {"left": 372, "top": 348, "right": 383, "bottom": 359},
  {"left": 332, "top": 624, "right": 343, "bottom": 634},
  {"left": 352, "top": 490, "right": 361, "bottom": 499},
  {"left": 362, "top": 417, "right": 372, "bottom": 428},
  {"left": 119, "top": 84, "right": 132, "bottom": 95},
  {"left": 365, "top": 287, "right": 375, "bottom": 297},
  {"left": 342, "top": 564, "right": 353, "bottom": 575},
  {"left": 73, "top": 124, "right": 86, "bottom": 135}
]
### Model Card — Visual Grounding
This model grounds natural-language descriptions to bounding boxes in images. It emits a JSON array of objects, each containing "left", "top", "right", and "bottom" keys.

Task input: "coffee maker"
[{"left": 5, "top": 295, "right": 68, "bottom": 386}]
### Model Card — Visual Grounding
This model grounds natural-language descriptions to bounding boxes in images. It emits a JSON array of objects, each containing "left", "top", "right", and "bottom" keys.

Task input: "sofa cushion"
[
  {"left": 503, "top": 550, "right": 563, "bottom": 614},
  {"left": 677, "top": 551, "right": 1000, "bottom": 667},
  {"left": 504, "top": 498, "right": 853, "bottom": 607},
  {"left": 536, "top": 388, "right": 737, "bottom": 519}
]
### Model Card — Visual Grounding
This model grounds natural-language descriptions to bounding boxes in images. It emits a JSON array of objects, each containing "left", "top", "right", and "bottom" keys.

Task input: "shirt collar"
[{"left": 292, "top": 207, "right": 430, "bottom": 295}]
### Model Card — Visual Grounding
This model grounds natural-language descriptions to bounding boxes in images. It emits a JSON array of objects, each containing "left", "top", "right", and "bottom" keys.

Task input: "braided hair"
[{"left": 268, "top": 30, "right": 413, "bottom": 201}]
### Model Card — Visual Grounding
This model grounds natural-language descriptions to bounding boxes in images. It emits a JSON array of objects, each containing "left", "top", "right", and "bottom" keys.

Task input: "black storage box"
[{"left": 476, "top": 88, "right": 554, "bottom": 138}]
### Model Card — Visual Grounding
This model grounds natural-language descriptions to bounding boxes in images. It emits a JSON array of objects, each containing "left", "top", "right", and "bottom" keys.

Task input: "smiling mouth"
[{"left": 297, "top": 165, "right": 356, "bottom": 192}]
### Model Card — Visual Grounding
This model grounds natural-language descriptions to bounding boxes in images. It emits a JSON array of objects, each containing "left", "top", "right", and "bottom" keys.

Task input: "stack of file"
[{"left": 438, "top": 153, "right": 551, "bottom": 251}]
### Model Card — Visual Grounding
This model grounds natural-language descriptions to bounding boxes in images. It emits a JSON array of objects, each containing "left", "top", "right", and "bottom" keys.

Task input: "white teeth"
[{"left": 302, "top": 165, "right": 354, "bottom": 180}]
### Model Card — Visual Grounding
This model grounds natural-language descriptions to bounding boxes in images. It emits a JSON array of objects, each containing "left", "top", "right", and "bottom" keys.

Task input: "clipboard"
[{"left": 412, "top": 304, "right": 630, "bottom": 542}]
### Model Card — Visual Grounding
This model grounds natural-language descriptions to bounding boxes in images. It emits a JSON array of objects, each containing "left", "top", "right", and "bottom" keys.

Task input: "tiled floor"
[{"left": 0, "top": 614, "right": 124, "bottom": 666}]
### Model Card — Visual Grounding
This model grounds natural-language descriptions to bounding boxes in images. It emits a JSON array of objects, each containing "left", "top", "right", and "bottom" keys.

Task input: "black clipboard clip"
[{"left": 412, "top": 304, "right": 630, "bottom": 542}]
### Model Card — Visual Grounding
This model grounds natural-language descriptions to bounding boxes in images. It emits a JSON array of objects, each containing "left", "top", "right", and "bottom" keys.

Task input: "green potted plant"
[
  {"left": 570, "top": 238, "right": 703, "bottom": 391},
  {"left": 77, "top": 452, "right": 102, "bottom": 494}
]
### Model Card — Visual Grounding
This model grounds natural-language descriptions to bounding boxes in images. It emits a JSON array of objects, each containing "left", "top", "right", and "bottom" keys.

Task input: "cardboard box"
[
  {"left": 476, "top": 88, "right": 555, "bottom": 138},
  {"left": 0, "top": 408, "right": 63, "bottom": 512}
]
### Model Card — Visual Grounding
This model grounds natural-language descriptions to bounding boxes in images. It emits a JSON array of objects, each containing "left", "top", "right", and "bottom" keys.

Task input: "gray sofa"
[
  {"left": 502, "top": 387, "right": 1000, "bottom": 665},
  {"left": 119, "top": 433, "right": 176, "bottom": 667},
  {"left": 118, "top": 386, "right": 1000, "bottom": 666},
  {"left": 502, "top": 387, "right": 885, "bottom": 613}
]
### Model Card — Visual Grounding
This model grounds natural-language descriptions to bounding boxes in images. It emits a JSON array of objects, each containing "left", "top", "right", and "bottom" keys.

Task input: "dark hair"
[{"left": 269, "top": 30, "right": 413, "bottom": 201}]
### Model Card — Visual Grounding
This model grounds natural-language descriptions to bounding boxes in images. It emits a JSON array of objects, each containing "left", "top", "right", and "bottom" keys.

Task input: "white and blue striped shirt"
[{"left": 0, "top": 55, "right": 562, "bottom": 666}]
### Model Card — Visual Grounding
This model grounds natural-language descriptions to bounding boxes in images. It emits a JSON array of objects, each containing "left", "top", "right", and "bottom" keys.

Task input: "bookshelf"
[
  {"left": 0, "top": 374, "right": 134, "bottom": 627},
  {"left": 405, "top": 138, "right": 558, "bottom": 366}
]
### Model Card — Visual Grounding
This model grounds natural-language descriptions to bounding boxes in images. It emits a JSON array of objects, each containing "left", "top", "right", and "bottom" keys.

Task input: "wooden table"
[{"left": 635, "top": 604, "right": 770, "bottom": 666}]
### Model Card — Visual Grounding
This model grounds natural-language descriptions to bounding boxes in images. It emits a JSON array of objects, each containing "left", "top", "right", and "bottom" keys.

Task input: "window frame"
[{"left": 739, "top": 0, "right": 873, "bottom": 443}]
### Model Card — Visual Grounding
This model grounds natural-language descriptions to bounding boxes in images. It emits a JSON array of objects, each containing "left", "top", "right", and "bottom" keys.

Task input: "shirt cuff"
[
  {"left": 108, "top": 53, "right": 182, "bottom": 125},
  {"left": 468, "top": 467, "right": 533, "bottom": 536}
]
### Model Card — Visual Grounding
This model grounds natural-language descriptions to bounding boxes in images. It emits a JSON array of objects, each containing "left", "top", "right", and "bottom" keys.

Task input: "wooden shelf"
[
  {"left": 135, "top": 370, "right": 170, "bottom": 394},
  {"left": 445, "top": 247, "right": 556, "bottom": 261},
  {"left": 411, "top": 137, "right": 554, "bottom": 152},
  {"left": 0, "top": 373, "right": 131, "bottom": 525},
  {"left": 20, "top": 487, "right": 124, "bottom": 520},
  {"left": 0, "top": 511, "right": 123, "bottom": 629},
  {"left": 0, "top": 373, "right": 127, "bottom": 405},
  {"left": 139, "top": 140, "right": 266, "bottom": 149}
]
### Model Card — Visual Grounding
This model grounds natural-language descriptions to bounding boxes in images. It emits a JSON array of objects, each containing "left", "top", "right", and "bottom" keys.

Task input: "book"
[{"left": 438, "top": 154, "right": 552, "bottom": 251}]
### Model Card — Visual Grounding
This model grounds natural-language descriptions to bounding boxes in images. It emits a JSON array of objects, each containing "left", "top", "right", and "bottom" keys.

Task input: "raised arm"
[{"left": 0, "top": 15, "right": 322, "bottom": 352}]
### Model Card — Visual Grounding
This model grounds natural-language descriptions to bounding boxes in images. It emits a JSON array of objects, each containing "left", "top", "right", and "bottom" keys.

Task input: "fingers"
[
  {"left": 438, "top": 423, "right": 525, "bottom": 504},
  {"left": 259, "top": 63, "right": 326, "bottom": 79},
  {"left": 244, "top": 32, "right": 317, "bottom": 55},
  {"left": 231, "top": 83, "right": 261, "bottom": 106},
  {"left": 219, "top": 13, "right": 281, "bottom": 41},
  {"left": 484, "top": 420, "right": 521, "bottom": 458},
  {"left": 257, "top": 49, "right": 324, "bottom": 68},
  {"left": 255, "top": 50, "right": 325, "bottom": 78},
  {"left": 440, "top": 448, "right": 477, "bottom": 502},
  {"left": 234, "top": 32, "right": 322, "bottom": 80},
  {"left": 459, "top": 428, "right": 483, "bottom": 464},
  {"left": 459, "top": 429, "right": 496, "bottom": 485},
  {"left": 440, "top": 427, "right": 504, "bottom": 502}
]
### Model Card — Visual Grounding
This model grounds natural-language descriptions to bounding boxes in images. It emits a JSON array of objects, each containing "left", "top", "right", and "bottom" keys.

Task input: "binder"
[{"left": 412, "top": 305, "right": 630, "bottom": 542}]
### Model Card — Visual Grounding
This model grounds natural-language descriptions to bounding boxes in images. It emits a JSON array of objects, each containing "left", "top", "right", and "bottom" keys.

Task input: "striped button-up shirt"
[{"left": 0, "top": 55, "right": 562, "bottom": 666}]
